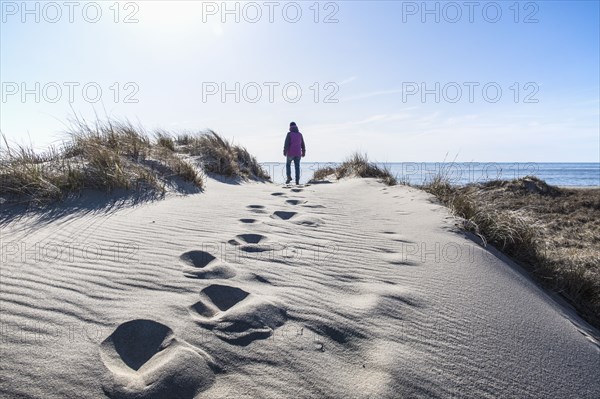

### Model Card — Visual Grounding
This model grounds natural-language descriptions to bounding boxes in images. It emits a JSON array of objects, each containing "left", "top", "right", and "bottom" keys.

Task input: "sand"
[{"left": 1, "top": 178, "right": 599, "bottom": 398}]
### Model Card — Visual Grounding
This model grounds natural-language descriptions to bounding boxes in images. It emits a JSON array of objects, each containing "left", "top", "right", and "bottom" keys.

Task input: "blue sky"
[{"left": 1, "top": 0, "right": 599, "bottom": 162}]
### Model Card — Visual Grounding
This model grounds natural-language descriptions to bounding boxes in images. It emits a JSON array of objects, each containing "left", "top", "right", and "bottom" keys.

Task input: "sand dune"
[{"left": 1, "top": 178, "right": 598, "bottom": 398}]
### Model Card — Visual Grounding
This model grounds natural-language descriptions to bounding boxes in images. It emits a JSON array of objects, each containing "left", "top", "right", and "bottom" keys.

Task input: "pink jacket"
[{"left": 283, "top": 126, "right": 306, "bottom": 157}]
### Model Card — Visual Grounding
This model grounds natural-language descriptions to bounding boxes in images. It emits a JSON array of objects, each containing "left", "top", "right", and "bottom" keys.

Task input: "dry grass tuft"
[
  {"left": 310, "top": 153, "right": 397, "bottom": 186},
  {"left": 1, "top": 119, "right": 267, "bottom": 206},
  {"left": 1, "top": 122, "right": 159, "bottom": 205},
  {"left": 311, "top": 166, "right": 337, "bottom": 181},
  {"left": 155, "top": 131, "right": 176, "bottom": 152},
  {"left": 175, "top": 130, "right": 270, "bottom": 181}
]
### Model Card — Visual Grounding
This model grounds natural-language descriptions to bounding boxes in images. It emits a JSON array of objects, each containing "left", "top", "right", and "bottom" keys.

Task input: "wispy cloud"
[
  {"left": 340, "top": 88, "right": 404, "bottom": 102},
  {"left": 338, "top": 76, "right": 358, "bottom": 86},
  {"left": 306, "top": 109, "right": 432, "bottom": 133}
]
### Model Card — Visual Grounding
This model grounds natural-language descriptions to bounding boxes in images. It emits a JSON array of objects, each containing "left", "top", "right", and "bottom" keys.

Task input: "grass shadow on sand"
[
  {"left": 204, "top": 172, "right": 271, "bottom": 186},
  {"left": 0, "top": 183, "right": 200, "bottom": 228}
]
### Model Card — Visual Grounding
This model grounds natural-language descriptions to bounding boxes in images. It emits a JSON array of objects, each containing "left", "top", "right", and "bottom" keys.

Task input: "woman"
[{"left": 283, "top": 122, "right": 306, "bottom": 185}]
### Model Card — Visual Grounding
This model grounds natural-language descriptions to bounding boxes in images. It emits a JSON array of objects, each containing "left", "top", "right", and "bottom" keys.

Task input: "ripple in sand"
[{"left": 251, "top": 274, "right": 271, "bottom": 284}]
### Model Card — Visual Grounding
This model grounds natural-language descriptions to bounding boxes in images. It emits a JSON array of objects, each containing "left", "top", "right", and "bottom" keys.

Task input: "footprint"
[
  {"left": 236, "top": 233, "right": 267, "bottom": 244},
  {"left": 190, "top": 284, "right": 287, "bottom": 346},
  {"left": 293, "top": 217, "right": 324, "bottom": 228},
  {"left": 240, "top": 245, "right": 272, "bottom": 254},
  {"left": 271, "top": 192, "right": 285, "bottom": 196},
  {"left": 229, "top": 234, "right": 282, "bottom": 254},
  {"left": 239, "top": 218, "right": 257, "bottom": 224},
  {"left": 100, "top": 319, "right": 216, "bottom": 399},
  {"left": 286, "top": 199, "right": 306, "bottom": 206},
  {"left": 271, "top": 211, "right": 297, "bottom": 220},
  {"left": 180, "top": 251, "right": 216, "bottom": 268},
  {"left": 247, "top": 205, "right": 267, "bottom": 214},
  {"left": 180, "top": 250, "right": 235, "bottom": 279},
  {"left": 291, "top": 188, "right": 303, "bottom": 193},
  {"left": 195, "top": 285, "right": 249, "bottom": 316}
]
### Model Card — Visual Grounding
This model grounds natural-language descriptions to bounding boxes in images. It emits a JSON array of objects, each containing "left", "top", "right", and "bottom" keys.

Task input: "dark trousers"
[{"left": 286, "top": 156, "right": 301, "bottom": 183}]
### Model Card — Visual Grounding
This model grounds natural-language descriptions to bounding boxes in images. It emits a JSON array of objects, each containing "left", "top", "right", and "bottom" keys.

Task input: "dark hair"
[{"left": 290, "top": 121, "right": 297, "bottom": 127}]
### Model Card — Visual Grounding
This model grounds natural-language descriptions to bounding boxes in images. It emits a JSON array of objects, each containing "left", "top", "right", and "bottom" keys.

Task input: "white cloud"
[{"left": 338, "top": 76, "right": 358, "bottom": 86}]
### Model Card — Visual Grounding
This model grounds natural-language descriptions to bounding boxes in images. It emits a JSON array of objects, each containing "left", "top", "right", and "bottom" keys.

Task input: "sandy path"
[{"left": 1, "top": 178, "right": 598, "bottom": 398}]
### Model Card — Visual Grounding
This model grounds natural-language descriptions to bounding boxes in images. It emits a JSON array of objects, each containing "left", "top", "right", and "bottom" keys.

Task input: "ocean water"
[{"left": 261, "top": 162, "right": 600, "bottom": 187}]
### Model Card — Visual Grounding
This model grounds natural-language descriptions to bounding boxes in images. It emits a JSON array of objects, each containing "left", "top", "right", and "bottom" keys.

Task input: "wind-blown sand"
[{"left": 1, "top": 178, "right": 599, "bottom": 398}]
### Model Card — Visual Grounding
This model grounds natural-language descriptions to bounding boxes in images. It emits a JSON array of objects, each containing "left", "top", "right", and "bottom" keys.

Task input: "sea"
[{"left": 261, "top": 162, "right": 600, "bottom": 187}]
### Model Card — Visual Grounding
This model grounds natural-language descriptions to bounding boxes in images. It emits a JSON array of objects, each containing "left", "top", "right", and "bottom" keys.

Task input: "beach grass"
[
  {"left": 422, "top": 174, "right": 600, "bottom": 329},
  {"left": 310, "top": 152, "right": 398, "bottom": 186},
  {"left": 311, "top": 166, "right": 337, "bottom": 181},
  {"left": 0, "top": 119, "right": 270, "bottom": 206},
  {"left": 175, "top": 131, "right": 270, "bottom": 180}
]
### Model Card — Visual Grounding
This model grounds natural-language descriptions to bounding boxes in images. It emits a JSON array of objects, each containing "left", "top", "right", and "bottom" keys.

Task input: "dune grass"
[
  {"left": 311, "top": 166, "right": 337, "bottom": 181},
  {"left": 155, "top": 131, "right": 176, "bottom": 152},
  {"left": 175, "top": 130, "right": 270, "bottom": 180},
  {"left": 310, "top": 153, "right": 397, "bottom": 186},
  {"left": 423, "top": 174, "right": 600, "bottom": 329},
  {"left": 1, "top": 119, "right": 269, "bottom": 206}
]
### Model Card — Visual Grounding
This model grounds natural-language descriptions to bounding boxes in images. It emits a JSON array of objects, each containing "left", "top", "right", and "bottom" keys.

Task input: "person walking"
[{"left": 283, "top": 121, "right": 306, "bottom": 185}]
